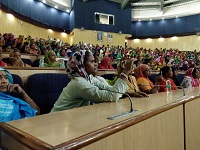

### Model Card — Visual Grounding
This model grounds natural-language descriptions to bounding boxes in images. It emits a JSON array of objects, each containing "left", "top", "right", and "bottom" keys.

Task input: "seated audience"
[
  {"left": 171, "top": 66, "right": 181, "bottom": 88},
  {"left": 51, "top": 50, "right": 133, "bottom": 112},
  {"left": 158, "top": 66, "right": 178, "bottom": 92},
  {"left": 0, "top": 46, "right": 7, "bottom": 66},
  {"left": 134, "top": 64, "right": 162, "bottom": 94},
  {"left": 182, "top": 68, "right": 200, "bottom": 88},
  {"left": 44, "top": 51, "right": 61, "bottom": 68},
  {"left": 8, "top": 49, "right": 31, "bottom": 67},
  {"left": 107, "top": 59, "right": 148, "bottom": 97},
  {"left": 0, "top": 68, "right": 40, "bottom": 122},
  {"left": 98, "top": 56, "right": 114, "bottom": 69}
]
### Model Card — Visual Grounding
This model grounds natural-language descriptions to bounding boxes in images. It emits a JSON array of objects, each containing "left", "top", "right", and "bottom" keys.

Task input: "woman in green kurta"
[{"left": 51, "top": 50, "right": 133, "bottom": 112}]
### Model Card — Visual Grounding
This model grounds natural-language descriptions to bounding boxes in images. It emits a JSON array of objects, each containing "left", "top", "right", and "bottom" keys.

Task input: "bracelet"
[
  {"left": 120, "top": 72, "right": 128, "bottom": 80},
  {"left": 21, "top": 91, "right": 26, "bottom": 95}
]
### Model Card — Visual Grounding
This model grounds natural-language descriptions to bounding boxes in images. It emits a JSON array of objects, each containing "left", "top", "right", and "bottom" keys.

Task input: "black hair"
[
  {"left": 84, "top": 50, "right": 92, "bottom": 64},
  {"left": 159, "top": 66, "right": 171, "bottom": 77},
  {"left": 192, "top": 68, "right": 198, "bottom": 76}
]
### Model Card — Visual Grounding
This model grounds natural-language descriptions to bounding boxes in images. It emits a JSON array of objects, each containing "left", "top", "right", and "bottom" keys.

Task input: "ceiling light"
[
  {"left": 176, "top": 16, "right": 179, "bottom": 18},
  {"left": 162, "top": 18, "right": 164, "bottom": 20},
  {"left": 150, "top": 19, "right": 152, "bottom": 21},
  {"left": 138, "top": 20, "right": 141, "bottom": 22},
  {"left": 66, "top": 9, "right": 70, "bottom": 13},
  {"left": 42, "top": 0, "right": 46, "bottom": 3},
  {"left": 55, "top": 5, "right": 58, "bottom": 9}
]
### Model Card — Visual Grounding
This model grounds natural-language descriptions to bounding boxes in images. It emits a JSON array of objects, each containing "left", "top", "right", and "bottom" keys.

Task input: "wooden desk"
[{"left": 2, "top": 88, "right": 200, "bottom": 150}]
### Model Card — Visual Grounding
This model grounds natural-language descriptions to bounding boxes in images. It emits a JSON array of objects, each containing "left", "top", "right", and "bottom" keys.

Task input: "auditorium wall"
[
  {"left": 0, "top": 10, "right": 70, "bottom": 43},
  {"left": 71, "top": 28, "right": 131, "bottom": 47},
  {"left": 127, "top": 35, "right": 200, "bottom": 51}
]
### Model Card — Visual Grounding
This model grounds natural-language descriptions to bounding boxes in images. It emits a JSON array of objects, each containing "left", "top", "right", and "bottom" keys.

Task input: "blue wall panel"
[
  {"left": 20, "top": 0, "right": 31, "bottom": 17},
  {"left": 0, "top": 0, "right": 70, "bottom": 31},
  {"left": 73, "top": 0, "right": 131, "bottom": 34},
  {"left": 8, "top": 0, "right": 20, "bottom": 13},
  {"left": 132, "top": 14, "right": 200, "bottom": 37}
]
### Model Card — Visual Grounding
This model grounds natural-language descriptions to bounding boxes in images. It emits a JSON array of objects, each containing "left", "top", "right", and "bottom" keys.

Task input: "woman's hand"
[
  {"left": 138, "top": 91, "right": 149, "bottom": 97},
  {"left": 7, "top": 84, "right": 25, "bottom": 94},
  {"left": 122, "top": 59, "right": 134, "bottom": 76}
]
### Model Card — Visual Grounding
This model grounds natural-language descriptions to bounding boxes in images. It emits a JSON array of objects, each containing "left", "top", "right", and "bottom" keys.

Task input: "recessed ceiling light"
[
  {"left": 162, "top": 18, "right": 164, "bottom": 20},
  {"left": 139, "top": 20, "right": 141, "bottom": 22},
  {"left": 176, "top": 16, "right": 179, "bottom": 18},
  {"left": 66, "top": 9, "right": 70, "bottom": 13},
  {"left": 55, "top": 6, "right": 58, "bottom": 9},
  {"left": 43, "top": 0, "right": 46, "bottom": 3},
  {"left": 150, "top": 19, "right": 152, "bottom": 21}
]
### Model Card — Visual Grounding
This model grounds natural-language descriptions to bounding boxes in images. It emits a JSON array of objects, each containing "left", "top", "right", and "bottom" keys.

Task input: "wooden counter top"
[{"left": 1, "top": 87, "right": 200, "bottom": 149}]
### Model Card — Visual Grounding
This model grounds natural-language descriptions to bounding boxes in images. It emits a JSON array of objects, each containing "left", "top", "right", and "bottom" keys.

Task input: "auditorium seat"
[
  {"left": 21, "top": 58, "right": 32, "bottom": 66},
  {"left": 177, "top": 74, "right": 185, "bottom": 84},
  {"left": 11, "top": 74, "right": 23, "bottom": 89},
  {"left": 26, "top": 73, "right": 71, "bottom": 114},
  {"left": 32, "top": 59, "right": 40, "bottom": 67},
  {"left": 149, "top": 73, "right": 158, "bottom": 84}
]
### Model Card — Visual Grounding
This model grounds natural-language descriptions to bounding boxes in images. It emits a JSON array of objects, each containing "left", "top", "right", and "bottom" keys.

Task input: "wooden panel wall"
[
  {"left": 185, "top": 98, "right": 200, "bottom": 150},
  {"left": 0, "top": 10, "right": 70, "bottom": 43},
  {"left": 71, "top": 28, "right": 131, "bottom": 47},
  {"left": 81, "top": 105, "right": 184, "bottom": 150},
  {"left": 127, "top": 35, "right": 200, "bottom": 51}
]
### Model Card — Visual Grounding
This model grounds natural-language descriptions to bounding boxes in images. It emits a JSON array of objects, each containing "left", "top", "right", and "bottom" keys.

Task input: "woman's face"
[
  {"left": 60, "top": 50, "right": 66, "bottom": 57},
  {"left": 143, "top": 67, "right": 151, "bottom": 78},
  {"left": 5, "top": 46, "right": 11, "bottom": 52},
  {"left": 84, "top": 54, "right": 97, "bottom": 75},
  {"left": 13, "top": 52, "right": 21, "bottom": 59},
  {"left": 49, "top": 53, "right": 56, "bottom": 62},
  {"left": 0, "top": 71, "right": 9, "bottom": 92}
]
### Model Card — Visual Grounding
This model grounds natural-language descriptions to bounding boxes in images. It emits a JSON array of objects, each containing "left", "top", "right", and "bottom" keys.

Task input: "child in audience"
[
  {"left": 158, "top": 66, "right": 178, "bottom": 92},
  {"left": 44, "top": 51, "right": 60, "bottom": 67},
  {"left": 51, "top": 50, "right": 133, "bottom": 112},
  {"left": 0, "top": 67, "right": 40, "bottom": 122}
]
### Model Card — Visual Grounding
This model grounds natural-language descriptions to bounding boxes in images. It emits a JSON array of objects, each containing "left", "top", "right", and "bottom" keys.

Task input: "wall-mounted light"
[
  {"left": 171, "top": 36, "right": 177, "bottom": 40},
  {"left": 48, "top": 29, "right": 53, "bottom": 33},
  {"left": 7, "top": 13, "right": 15, "bottom": 21},
  {"left": 134, "top": 39, "right": 140, "bottom": 42},
  {"left": 146, "top": 38, "right": 152, "bottom": 42},
  {"left": 158, "top": 37, "right": 164, "bottom": 41}
]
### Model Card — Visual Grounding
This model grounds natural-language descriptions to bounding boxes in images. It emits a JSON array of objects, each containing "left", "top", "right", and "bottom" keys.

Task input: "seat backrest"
[
  {"left": 11, "top": 74, "right": 23, "bottom": 89},
  {"left": 26, "top": 73, "right": 70, "bottom": 114},
  {"left": 22, "top": 58, "right": 32, "bottom": 66},
  {"left": 149, "top": 73, "right": 158, "bottom": 84},
  {"left": 177, "top": 74, "right": 185, "bottom": 84},
  {"left": 32, "top": 59, "right": 40, "bottom": 67}
]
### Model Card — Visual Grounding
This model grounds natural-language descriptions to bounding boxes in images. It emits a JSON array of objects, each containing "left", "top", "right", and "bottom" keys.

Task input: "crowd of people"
[{"left": 0, "top": 32, "right": 200, "bottom": 122}]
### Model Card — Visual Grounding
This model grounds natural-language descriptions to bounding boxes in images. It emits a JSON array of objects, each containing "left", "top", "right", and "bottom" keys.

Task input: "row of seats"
[
  {"left": 11, "top": 73, "right": 71, "bottom": 114},
  {"left": 2, "top": 57, "right": 38, "bottom": 67},
  {"left": 11, "top": 72, "right": 185, "bottom": 115}
]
